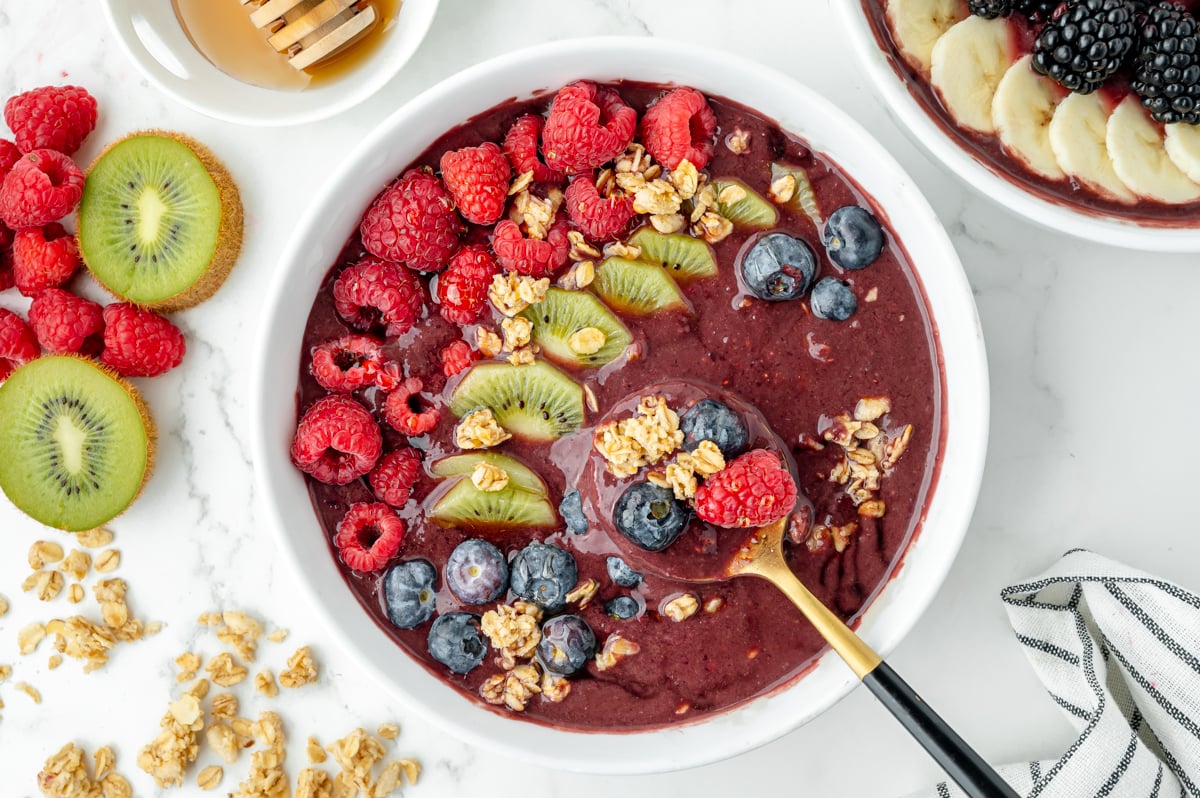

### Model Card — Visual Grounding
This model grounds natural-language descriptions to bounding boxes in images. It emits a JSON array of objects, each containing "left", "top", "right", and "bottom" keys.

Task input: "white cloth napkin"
[{"left": 909, "top": 549, "right": 1200, "bottom": 798}]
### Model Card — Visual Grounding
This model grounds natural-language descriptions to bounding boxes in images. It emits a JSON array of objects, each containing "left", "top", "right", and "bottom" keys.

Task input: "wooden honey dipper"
[{"left": 240, "top": 0, "right": 381, "bottom": 71}]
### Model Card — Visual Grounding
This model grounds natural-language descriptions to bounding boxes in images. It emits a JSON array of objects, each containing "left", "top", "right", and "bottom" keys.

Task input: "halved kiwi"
[
  {"left": 519, "top": 288, "right": 631, "bottom": 368},
  {"left": 430, "top": 479, "right": 557, "bottom": 530},
  {"left": 592, "top": 257, "right": 690, "bottom": 316},
  {"left": 430, "top": 452, "right": 548, "bottom": 496},
  {"left": 712, "top": 178, "right": 779, "bottom": 228},
  {"left": 627, "top": 228, "right": 717, "bottom": 281},
  {"left": 449, "top": 360, "right": 585, "bottom": 441},
  {"left": 78, "top": 130, "right": 244, "bottom": 312},
  {"left": 0, "top": 355, "right": 155, "bottom": 532},
  {"left": 771, "top": 162, "right": 824, "bottom": 230}
]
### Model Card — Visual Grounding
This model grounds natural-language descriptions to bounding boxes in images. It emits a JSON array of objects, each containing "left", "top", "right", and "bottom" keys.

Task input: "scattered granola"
[
  {"left": 470, "top": 461, "right": 509, "bottom": 492},
  {"left": 593, "top": 395, "right": 683, "bottom": 477},
  {"left": 206, "top": 652, "right": 249, "bottom": 687},
  {"left": 59, "top": 549, "right": 91, "bottom": 581},
  {"left": 175, "top": 652, "right": 201, "bottom": 683},
  {"left": 455, "top": 408, "right": 512, "bottom": 450},
  {"left": 37, "top": 742, "right": 132, "bottom": 798},
  {"left": 505, "top": 346, "right": 536, "bottom": 366},
  {"left": 278, "top": 646, "right": 318, "bottom": 688},
  {"left": 17, "top": 681, "right": 41, "bottom": 703},
  {"left": 541, "top": 670, "right": 571, "bottom": 703},
  {"left": 480, "top": 662, "right": 541, "bottom": 712},
  {"left": 136, "top": 680, "right": 207, "bottom": 787},
  {"left": 232, "top": 711, "right": 288, "bottom": 798},
  {"left": 75, "top": 527, "right": 114, "bottom": 549},
  {"left": 295, "top": 768, "right": 333, "bottom": 798},
  {"left": 28, "top": 540, "right": 65, "bottom": 569},
  {"left": 480, "top": 600, "right": 542, "bottom": 670},
  {"left": 325, "top": 727, "right": 385, "bottom": 795},
  {"left": 215, "top": 610, "right": 264, "bottom": 663},
  {"left": 255, "top": 669, "right": 280, "bottom": 697}
]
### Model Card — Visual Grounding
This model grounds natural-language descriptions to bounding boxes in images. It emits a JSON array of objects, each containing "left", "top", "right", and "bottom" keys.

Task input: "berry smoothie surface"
[{"left": 292, "top": 81, "right": 946, "bottom": 731}]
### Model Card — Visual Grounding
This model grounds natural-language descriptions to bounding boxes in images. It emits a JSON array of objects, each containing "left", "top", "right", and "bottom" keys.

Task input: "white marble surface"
[{"left": 1, "top": 1, "right": 1199, "bottom": 795}]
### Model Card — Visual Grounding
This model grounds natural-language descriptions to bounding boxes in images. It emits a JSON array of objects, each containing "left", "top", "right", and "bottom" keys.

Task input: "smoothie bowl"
[
  {"left": 250, "top": 38, "right": 988, "bottom": 773},
  {"left": 841, "top": 0, "right": 1200, "bottom": 251}
]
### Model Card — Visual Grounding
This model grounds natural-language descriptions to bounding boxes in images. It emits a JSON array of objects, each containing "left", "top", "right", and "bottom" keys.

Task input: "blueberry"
[
  {"left": 680, "top": 399, "right": 749, "bottom": 459},
  {"left": 605, "top": 555, "right": 643, "bottom": 588},
  {"left": 605, "top": 595, "right": 641, "bottom": 620},
  {"left": 427, "top": 612, "right": 488, "bottom": 674},
  {"left": 823, "top": 206, "right": 884, "bottom": 270},
  {"left": 445, "top": 539, "right": 508, "bottom": 605},
  {"left": 740, "top": 233, "right": 815, "bottom": 301},
  {"left": 559, "top": 489, "right": 589, "bottom": 535},
  {"left": 537, "top": 615, "right": 596, "bottom": 675},
  {"left": 382, "top": 560, "right": 437, "bottom": 630},
  {"left": 810, "top": 277, "right": 857, "bottom": 321},
  {"left": 613, "top": 481, "right": 691, "bottom": 552},
  {"left": 509, "top": 542, "right": 578, "bottom": 611}
]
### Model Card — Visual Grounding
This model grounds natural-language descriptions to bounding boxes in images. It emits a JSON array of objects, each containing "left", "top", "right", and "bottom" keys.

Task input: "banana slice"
[
  {"left": 1048, "top": 92, "right": 1136, "bottom": 204},
  {"left": 887, "top": 0, "right": 968, "bottom": 73},
  {"left": 931, "top": 16, "right": 1015, "bottom": 135},
  {"left": 992, "top": 55, "right": 1066, "bottom": 180},
  {"left": 1164, "top": 122, "right": 1200, "bottom": 186},
  {"left": 1107, "top": 95, "right": 1200, "bottom": 204}
]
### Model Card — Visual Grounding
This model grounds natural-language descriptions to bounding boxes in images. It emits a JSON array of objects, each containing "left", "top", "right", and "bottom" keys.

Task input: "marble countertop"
[{"left": 3, "top": 1, "right": 1199, "bottom": 795}]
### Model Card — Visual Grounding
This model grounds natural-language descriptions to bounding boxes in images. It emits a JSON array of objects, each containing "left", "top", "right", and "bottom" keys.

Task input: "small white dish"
[
  {"left": 99, "top": 0, "right": 439, "bottom": 127},
  {"left": 250, "top": 37, "right": 990, "bottom": 773},
  {"left": 839, "top": 2, "right": 1200, "bottom": 253}
]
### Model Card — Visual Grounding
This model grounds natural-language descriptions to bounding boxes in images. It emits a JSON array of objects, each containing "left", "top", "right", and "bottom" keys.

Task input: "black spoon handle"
[{"left": 863, "top": 662, "right": 1020, "bottom": 798}]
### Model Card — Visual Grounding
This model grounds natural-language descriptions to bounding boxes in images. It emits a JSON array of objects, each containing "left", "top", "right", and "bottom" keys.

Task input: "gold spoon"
[{"left": 241, "top": 0, "right": 379, "bottom": 71}]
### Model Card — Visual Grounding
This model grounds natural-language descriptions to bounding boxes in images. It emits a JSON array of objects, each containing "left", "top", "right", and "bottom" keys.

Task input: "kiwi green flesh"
[
  {"left": 430, "top": 479, "right": 558, "bottom": 530},
  {"left": 712, "top": 178, "right": 779, "bottom": 229},
  {"left": 593, "top": 257, "right": 690, "bottom": 316},
  {"left": 770, "top": 162, "right": 823, "bottom": 229},
  {"left": 449, "top": 361, "right": 585, "bottom": 441},
  {"left": 519, "top": 288, "right": 631, "bottom": 368},
  {"left": 79, "top": 135, "right": 223, "bottom": 305},
  {"left": 0, "top": 357, "right": 150, "bottom": 531},
  {"left": 627, "top": 228, "right": 717, "bottom": 281},
  {"left": 430, "top": 452, "right": 548, "bottom": 497}
]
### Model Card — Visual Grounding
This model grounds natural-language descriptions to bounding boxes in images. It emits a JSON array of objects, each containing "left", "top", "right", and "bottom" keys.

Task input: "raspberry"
[
  {"left": 291, "top": 395, "right": 382, "bottom": 485},
  {"left": 693, "top": 449, "right": 799, "bottom": 528},
  {"left": 640, "top": 87, "right": 717, "bottom": 170},
  {"left": 542, "top": 82, "right": 638, "bottom": 174},
  {"left": 27, "top": 288, "right": 104, "bottom": 355},
  {"left": 99, "top": 303, "right": 186, "bottom": 378},
  {"left": 0, "top": 140, "right": 21, "bottom": 182},
  {"left": 492, "top": 218, "right": 570, "bottom": 277},
  {"left": 440, "top": 339, "right": 477, "bottom": 377},
  {"left": 4, "top": 86, "right": 98, "bottom": 156},
  {"left": 502, "top": 115, "right": 565, "bottom": 185},
  {"left": 332, "top": 256, "right": 425, "bottom": 337},
  {"left": 12, "top": 222, "right": 79, "bottom": 296},
  {"left": 383, "top": 376, "right": 440, "bottom": 436},
  {"left": 0, "top": 307, "right": 39, "bottom": 382},
  {"left": 334, "top": 502, "right": 405, "bottom": 572},
  {"left": 437, "top": 245, "right": 498, "bottom": 325},
  {"left": 369, "top": 447, "right": 423, "bottom": 507},
  {"left": 564, "top": 176, "right": 636, "bottom": 240},
  {"left": 0, "top": 150, "right": 85, "bottom": 229},
  {"left": 360, "top": 168, "right": 462, "bottom": 272},
  {"left": 310, "top": 334, "right": 386, "bottom": 393},
  {"left": 440, "top": 142, "right": 510, "bottom": 226}
]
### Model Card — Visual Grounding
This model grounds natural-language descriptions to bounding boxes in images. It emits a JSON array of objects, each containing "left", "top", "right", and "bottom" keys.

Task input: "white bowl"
[
  {"left": 839, "top": 2, "right": 1200, "bottom": 252},
  {"left": 250, "top": 37, "right": 990, "bottom": 774},
  {"left": 99, "top": 0, "right": 439, "bottom": 126}
]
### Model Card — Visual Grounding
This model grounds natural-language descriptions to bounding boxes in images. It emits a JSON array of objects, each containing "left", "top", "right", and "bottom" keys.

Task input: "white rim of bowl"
[
  {"left": 250, "top": 36, "right": 990, "bottom": 773},
  {"left": 98, "top": 0, "right": 440, "bottom": 127},
  {"left": 838, "top": 1, "right": 1200, "bottom": 253}
]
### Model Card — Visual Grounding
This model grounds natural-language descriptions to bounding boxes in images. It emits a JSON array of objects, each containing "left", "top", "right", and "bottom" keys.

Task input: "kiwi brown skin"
[{"left": 80, "top": 129, "right": 244, "bottom": 313}]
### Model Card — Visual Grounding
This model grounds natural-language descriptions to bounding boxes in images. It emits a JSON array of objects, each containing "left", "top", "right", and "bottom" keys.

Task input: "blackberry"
[
  {"left": 1132, "top": 2, "right": 1200, "bottom": 124},
  {"left": 1032, "top": 0, "right": 1139, "bottom": 93},
  {"left": 969, "top": 0, "right": 1015, "bottom": 17}
]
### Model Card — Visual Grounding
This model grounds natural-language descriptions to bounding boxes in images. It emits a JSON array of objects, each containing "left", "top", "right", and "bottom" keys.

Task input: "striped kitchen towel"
[{"left": 911, "top": 549, "right": 1200, "bottom": 798}]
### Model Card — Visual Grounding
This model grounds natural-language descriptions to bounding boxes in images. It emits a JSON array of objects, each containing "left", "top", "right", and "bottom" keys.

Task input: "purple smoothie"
[{"left": 294, "top": 82, "right": 946, "bottom": 731}]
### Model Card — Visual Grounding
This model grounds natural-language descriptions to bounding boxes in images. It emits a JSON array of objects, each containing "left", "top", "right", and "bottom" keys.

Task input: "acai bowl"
[{"left": 250, "top": 38, "right": 989, "bottom": 773}]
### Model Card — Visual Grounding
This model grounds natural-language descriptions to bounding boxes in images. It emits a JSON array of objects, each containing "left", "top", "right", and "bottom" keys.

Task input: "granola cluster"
[
  {"left": 647, "top": 439, "right": 726, "bottom": 500},
  {"left": 488, "top": 271, "right": 549, "bottom": 317},
  {"left": 480, "top": 600, "right": 542, "bottom": 670},
  {"left": 593, "top": 395, "right": 685, "bottom": 477},
  {"left": 36, "top": 742, "right": 131, "bottom": 798},
  {"left": 454, "top": 407, "right": 512, "bottom": 450}
]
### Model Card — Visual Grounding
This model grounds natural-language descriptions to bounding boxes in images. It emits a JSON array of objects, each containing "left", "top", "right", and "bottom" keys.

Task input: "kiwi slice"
[
  {"left": 0, "top": 356, "right": 155, "bottom": 532},
  {"left": 519, "top": 288, "right": 631, "bottom": 368},
  {"left": 592, "top": 257, "right": 690, "bottom": 316},
  {"left": 79, "top": 130, "right": 244, "bottom": 312},
  {"left": 627, "top": 228, "right": 717, "bottom": 281},
  {"left": 771, "top": 162, "right": 824, "bottom": 230},
  {"left": 430, "top": 452, "right": 548, "bottom": 496},
  {"left": 430, "top": 479, "right": 557, "bottom": 530},
  {"left": 712, "top": 178, "right": 779, "bottom": 229},
  {"left": 450, "top": 360, "right": 585, "bottom": 441}
]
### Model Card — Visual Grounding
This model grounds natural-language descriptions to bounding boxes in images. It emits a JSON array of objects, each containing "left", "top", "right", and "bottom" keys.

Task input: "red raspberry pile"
[
  {"left": 0, "top": 84, "right": 190, "bottom": 386},
  {"left": 694, "top": 449, "right": 799, "bottom": 528}
]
